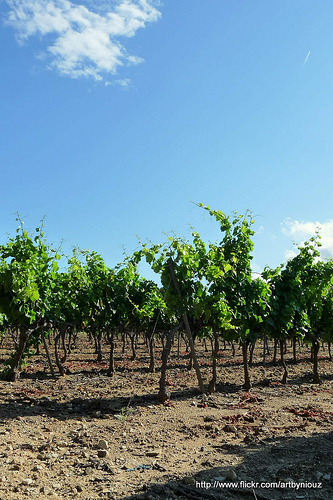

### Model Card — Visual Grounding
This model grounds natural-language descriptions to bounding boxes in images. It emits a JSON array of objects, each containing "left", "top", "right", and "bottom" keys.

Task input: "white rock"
[{"left": 22, "top": 478, "right": 34, "bottom": 486}]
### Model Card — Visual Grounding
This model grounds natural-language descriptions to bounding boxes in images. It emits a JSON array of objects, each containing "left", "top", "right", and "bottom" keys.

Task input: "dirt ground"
[{"left": 0, "top": 335, "right": 332, "bottom": 500}]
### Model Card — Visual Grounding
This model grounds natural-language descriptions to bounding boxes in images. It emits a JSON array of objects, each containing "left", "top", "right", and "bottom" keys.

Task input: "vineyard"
[{"left": 0, "top": 205, "right": 333, "bottom": 499}]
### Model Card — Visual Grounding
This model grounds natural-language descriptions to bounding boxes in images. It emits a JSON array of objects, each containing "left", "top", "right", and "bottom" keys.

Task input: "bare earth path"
[{"left": 0, "top": 336, "right": 332, "bottom": 499}]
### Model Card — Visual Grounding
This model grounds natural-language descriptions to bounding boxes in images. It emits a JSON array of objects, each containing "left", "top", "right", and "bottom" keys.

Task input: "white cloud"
[
  {"left": 281, "top": 218, "right": 333, "bottom": 260},
  {"left": 284, "top": 248, "right": 298, "bottom": 261},
  {"left": 115, "top": 77, "right": 132, "bottom": 88},
  {"left": 4, "top": 0, "right": 161, "bottom": 81}
]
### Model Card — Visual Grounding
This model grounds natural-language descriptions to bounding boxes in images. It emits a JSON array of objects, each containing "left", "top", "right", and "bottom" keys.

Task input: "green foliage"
[
  {"left": 0, "top": 218, "right": 61, "bottom": 326},
  {"left": 1, "top": 208, "right": 332, "bottom": 379}
]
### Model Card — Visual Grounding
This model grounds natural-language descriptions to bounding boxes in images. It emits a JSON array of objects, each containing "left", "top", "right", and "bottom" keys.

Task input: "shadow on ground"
[{"left": 120, "top": 431, "right": 333, "bottom": 500}]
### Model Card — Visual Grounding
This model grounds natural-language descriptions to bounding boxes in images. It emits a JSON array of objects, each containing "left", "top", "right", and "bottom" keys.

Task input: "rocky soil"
[{"left": 0, "top": 336, "right": 332, "bottom": 500}]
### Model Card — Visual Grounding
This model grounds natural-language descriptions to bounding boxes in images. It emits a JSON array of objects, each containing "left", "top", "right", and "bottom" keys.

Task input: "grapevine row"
[{"left": 0, "top": 206, "right": 332, "bottom": 397}]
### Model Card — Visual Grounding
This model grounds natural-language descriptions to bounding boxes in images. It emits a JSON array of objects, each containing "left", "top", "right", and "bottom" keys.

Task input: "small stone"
[
  {"left": 227, "top": 469, "right": 237, "bottom": 481},
  {"left": 316, "top": 472, "right": 323, "bottom": 481},
  {"left": 40, "top": 486, "right": 52, "bottom": 495},
  {"left": 22, "top": 478, "right": 34, "bottom": 486},
  {"left": 93, "top": 411, "right": 101, "bottom": 418},
  {"left": 182, "top": 476, "right": 195, "bottom": 485},
  {"left": 58, "top": 441, "right": 68, "bottom": 448},
  {"left": 98, "top": 439, "right": 108, "bottom": 450},
  {"left": 323, "top": 474, "right": 331, "bottom": 481}
]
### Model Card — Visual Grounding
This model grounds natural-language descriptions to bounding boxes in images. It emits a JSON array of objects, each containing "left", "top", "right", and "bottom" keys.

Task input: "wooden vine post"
[{"left": 167, "top": 258, "right": 205, "bottom": 394}]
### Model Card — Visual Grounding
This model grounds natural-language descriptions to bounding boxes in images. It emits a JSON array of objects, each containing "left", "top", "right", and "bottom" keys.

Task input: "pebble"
[
  {"left": 227, "top": 469, "right": 237, "bottom": 481},
  {"left": 182, "top": 476, "right": 195, "bottom": 485},
  {"left": 316, "top": 472, "right": 323, "bottom": 481},
  {"left": 58, "top": 441, "right": 68, "bottom": 448},
  {"left": 40, "top": 486, "right": 52, "bottom": 495},
  {"left": 22, "top": 478, "right": 34, "bottom": 486},
  {"left": 98, "top": 439, "right": 108, "bottom": 450},
  {"left": 323, "top": 474, "right": 331, "bottom": 481}
]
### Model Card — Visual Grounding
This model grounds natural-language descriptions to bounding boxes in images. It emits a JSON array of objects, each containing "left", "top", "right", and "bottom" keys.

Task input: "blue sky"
[{"left": 1, "top": 0, "right": 333, "bottom": 278}]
